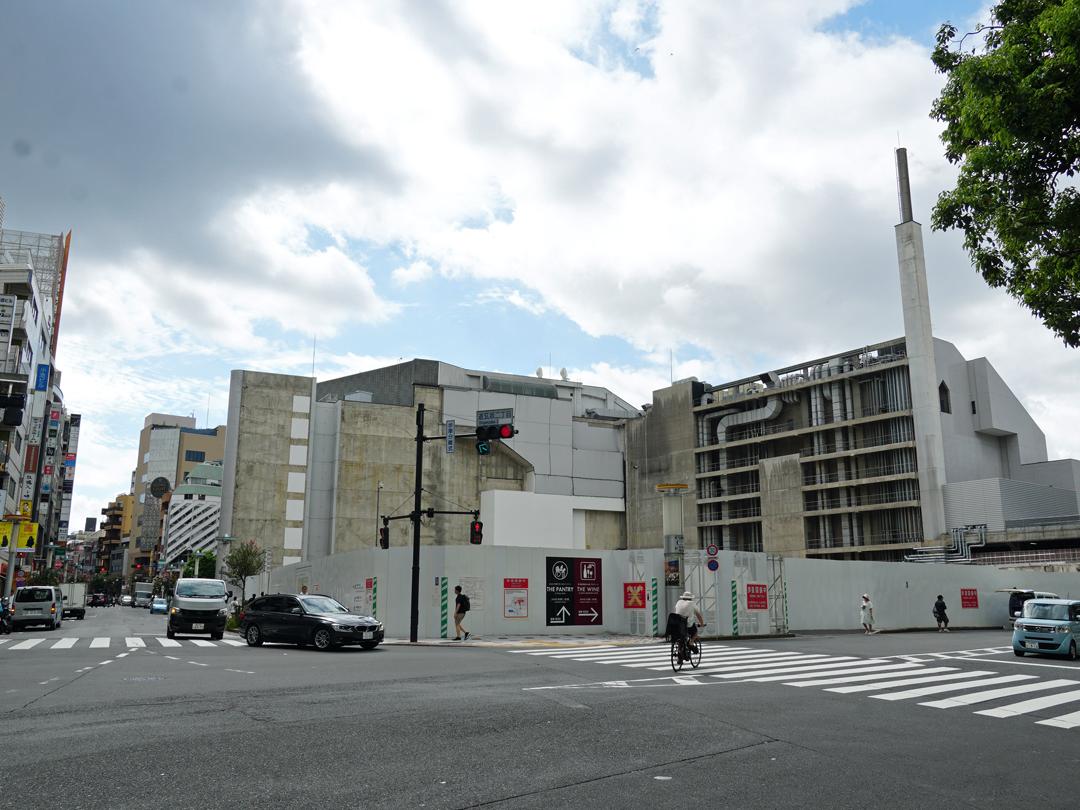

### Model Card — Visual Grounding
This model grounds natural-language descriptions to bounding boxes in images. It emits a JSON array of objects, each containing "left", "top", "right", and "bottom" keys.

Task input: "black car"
[{"left": 239, "top": 593, "right": 384, "bottom": 651}]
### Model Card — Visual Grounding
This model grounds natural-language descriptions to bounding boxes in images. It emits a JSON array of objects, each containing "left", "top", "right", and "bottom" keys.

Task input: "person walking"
[
  {"left": 453, "top": 585, "right": 471, "bottom": 641},
  {"left": 860, "top": 594, "right": 875, "bottom": 634},
  {"left": 933, "top": 594, "right": 950, "bottom": 632}
]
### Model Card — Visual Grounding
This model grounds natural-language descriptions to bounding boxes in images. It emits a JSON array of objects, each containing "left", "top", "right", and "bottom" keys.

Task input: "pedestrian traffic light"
[
  {"left": 378, "top": 524, "right": 389, "bottom": 549},
  {"left": 469, "top": 520, "right": 483, "bottom": 545}
]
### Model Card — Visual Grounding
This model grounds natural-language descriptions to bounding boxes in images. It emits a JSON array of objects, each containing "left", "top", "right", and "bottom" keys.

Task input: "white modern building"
[{"left": 162, "top": 461, "right": 223, "bottom": 567}]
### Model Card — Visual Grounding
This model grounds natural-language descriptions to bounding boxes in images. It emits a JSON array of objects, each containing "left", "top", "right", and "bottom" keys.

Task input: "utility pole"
[{"left": 410, "top": 403, "right": 425, "bottom": 643}]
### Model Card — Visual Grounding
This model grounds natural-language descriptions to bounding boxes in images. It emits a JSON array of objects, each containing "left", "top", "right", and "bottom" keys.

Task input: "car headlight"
[
  {"left": 217, "top": 608, "right": 227, "bottom": 617},
  {"left": 170, "top": 607, "right": 178, "bottom": 615},
  {"left": 1014, "top": 623, "right": 1025, "bottom": 631},
  {"left": 331, "top": 624, "right": 353, "bottom": 631},
  {"left": 1057, "top": 625, "right": 1071, "bottom": 634}
]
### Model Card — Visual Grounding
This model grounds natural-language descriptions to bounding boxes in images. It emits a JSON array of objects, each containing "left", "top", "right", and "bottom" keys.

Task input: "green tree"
[
  {"left": 27, "top": 570, "right": 60, "bottom": 586},
  {"left": 931, "top": 0, "right": 1080, "bottom": 345},
  {"left": 222, "top": 539, "right": 265, "bottom": 607},
  {"left": 182, "top": 550, "right": 217, "bottom": 579}
]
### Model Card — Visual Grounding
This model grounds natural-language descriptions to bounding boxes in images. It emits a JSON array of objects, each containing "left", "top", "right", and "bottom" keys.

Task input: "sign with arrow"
[{"left": 545, "top": 556, "right": 603, "bottom": 626}]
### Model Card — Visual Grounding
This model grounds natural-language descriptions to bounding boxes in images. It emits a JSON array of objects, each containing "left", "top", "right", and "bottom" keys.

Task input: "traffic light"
[
  {"left": 469, "top": 520, "right": 483, "bottom": 545},
  {"left": 475, "top": 422, "right": 515, "bottom": 455},
  {"left": 131, "top": 562, "right": 142, "bottom": 571},
  {"left": 378, "top": 524, "right": 389, "bottom": 549},
  {"left": 100, "top": 567, "right": 107, "bottom": 573}
]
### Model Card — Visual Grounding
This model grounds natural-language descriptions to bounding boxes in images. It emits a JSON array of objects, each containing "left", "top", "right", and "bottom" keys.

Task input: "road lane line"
[
  {"left": 165, "top": 655, "right": 180, "bottom": 660},
  {"left": 155, "top": 638, "right": 182, "bottom": 647},
  {"left": 749, "top": 663, "right": 924, "bottom": 683},
  {"left": 825, "top": 670, "right": 998, "bottom": 693},
  {"left": 125, "top": 637, "right": 146, "bottom": 648},
  {"left": 872, "top": 674, "right": 1035, "bottom": 701},
  {"left": 187, "top": 661, "right": 208, "bottom": 666},
  {"left": 50, "top": 638, "right": 78, "bottom": 649},
  {"left": 188, "top": 640, "right": 217, "bottom": 647},
  {"left": 116, "top": 652, "right": 129, "bottom": 658},
  {"left": 9, "top": 639, "right": 44, "bottom": 650},
  {"left": 786, "top": 666, "right": 960, "bottom": 687},
  {"left": 919, "top": 678, "right": 1078, "bottom": 709},
  {"left": 975, "top": 689, "right": 1080, "bottom": 718},
  {"left": 89, "top": 638, "right": 110, "bottom": 649}
]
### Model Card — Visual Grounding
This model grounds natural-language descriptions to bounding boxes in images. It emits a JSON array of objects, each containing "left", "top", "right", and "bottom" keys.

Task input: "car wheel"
[
  {"left": 245, "top": 624, "right": 263, "bottom": 647},
  {"left": 1069, "top": 641, "right": 1078, "bottom": 661},
  {"left": 211, "top": 632, "right": 223, "bottom": 641},
  {"left": 1014, "top": 648, "right": 1025, "bottom": 657},
  {"left": 360, "top": 641, "right": 379, "bottom": 650},
  {"left": 312, "top": 628, "right": 334, "bottom": 650},
  {"left": 166, "top": 626, "right": 175, "bottom": 639}
]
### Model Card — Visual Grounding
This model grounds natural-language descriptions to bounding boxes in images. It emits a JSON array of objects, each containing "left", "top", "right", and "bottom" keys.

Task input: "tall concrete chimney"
[{"left": 894, "top": 148, "right": 947, "bottom": 543}]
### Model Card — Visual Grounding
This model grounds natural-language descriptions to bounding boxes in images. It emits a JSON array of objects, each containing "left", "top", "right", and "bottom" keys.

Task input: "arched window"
[{"left": 938, "top": 381, "right": 951, "bottom": 414}]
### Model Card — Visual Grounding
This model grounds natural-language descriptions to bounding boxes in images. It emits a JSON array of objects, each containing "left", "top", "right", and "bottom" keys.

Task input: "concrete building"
[
  {"left": 161, "top": 461, "right": 223, "bottom": 568},
  {"left": 220, "top": 362, "right": 637, "bottom": 568},
  {"left": 625, "top": 149, "right": 1080, "bottom": 562}
]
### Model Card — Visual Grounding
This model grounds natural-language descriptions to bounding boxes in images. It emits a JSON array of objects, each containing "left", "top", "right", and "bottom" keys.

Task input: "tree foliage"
[
  {"left": 222, "top": 539, "right": 264, "bottom": 605},
  {"left": 182, "top": 550, "right": 217, "bottom": 579},
  {"left": 931, "top": 0, "right": 1080, "bottom": 345}
]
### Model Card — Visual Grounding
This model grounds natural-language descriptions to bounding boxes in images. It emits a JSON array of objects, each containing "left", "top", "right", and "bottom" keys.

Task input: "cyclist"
[{"left": 673, "top": 590, "right": 704, "bottom": 659}]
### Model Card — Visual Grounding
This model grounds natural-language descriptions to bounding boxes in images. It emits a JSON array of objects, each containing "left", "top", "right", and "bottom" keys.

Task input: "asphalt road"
[{"left": 3, "top": 609, "right": 1079, "bottom": 809}]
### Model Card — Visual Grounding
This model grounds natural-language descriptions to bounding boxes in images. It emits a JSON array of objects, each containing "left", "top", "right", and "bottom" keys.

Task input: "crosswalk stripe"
[
  {"left": 1036, "top": 709, "right": 1080, "bottom": 729},
  {"left": 872, "top": 674, "right": 1036, "bottom": 701},
  {"left": 155, "top": 638, "right": 182, "bottom": 647},
  {"left": 825, "top": 670, "right": 998, "bottom": 694},
  {"left": 748, "top": 663, "right": 924, "bottom": 683},
  {"left": 0, "top": 639, "right": 10, "bottom": 647},
  {"left": 519, "top": 646, "right": 622, "bottom": 655},
  {"left": 919, "top": 678, "right": 1079, "bottom": 709},
  {"left": 528, "top": 646, "right": 662, "bottom": 658},
  {"left": 51, "top": 638, "right": 78, "bottom": 649},
  {"left": 218, "top": 639, "right": 246, "bottom": 647},
  {"left": 9, "top": 639, "right": 44, "bottom": 650},
  {"left": 710, "top": 658, "right": 883, "bottom": 679},
  {"left": 89, "top": 638, "right": 110, "bottom": 649},
  {"left": 188, "top": 640, "right": 217, "bottom": 647},
  {"left": 974, "top": 689, "right": 1080, "bottom": 718},
  {"left": 786, "top": 666, "right": 959, "bottom": 688},
  {"left": 635, "top": 652, "right": 820, "bottom": 671},
  {"left": 125, "top": 638, "right": 146, "bottom": 648},
  {"left": 618, "top": 651, "right": 800, "bottom": 668}
]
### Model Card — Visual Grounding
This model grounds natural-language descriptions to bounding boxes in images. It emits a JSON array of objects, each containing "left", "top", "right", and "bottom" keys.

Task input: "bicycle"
[{"left": 670, "top": 628, "right": 703, "bottom": 671}]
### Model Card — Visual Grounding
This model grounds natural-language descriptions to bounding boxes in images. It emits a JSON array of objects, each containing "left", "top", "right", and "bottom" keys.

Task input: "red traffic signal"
[
  {"left": 475, "top": 424, "right": 515, "bottom": 441},
  {"left": 469, "top": 520, "right": 483, "bottom": 545}
]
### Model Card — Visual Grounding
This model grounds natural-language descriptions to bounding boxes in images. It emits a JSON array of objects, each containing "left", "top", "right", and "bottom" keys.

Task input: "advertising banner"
[
  {"left": 503, "top": 578, "right": 528, "bottom": 618},
  {"left": 545, "top": 557, "right": 603, "bottom": 626},
  {"left": 623, "top": 582, "right": 646, "bottom": 609}
]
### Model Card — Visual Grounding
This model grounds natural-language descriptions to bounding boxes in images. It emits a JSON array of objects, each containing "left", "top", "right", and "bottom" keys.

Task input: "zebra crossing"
[
  {"left": 512, "top": 643, "right": 1080, "bottom": 730},
  {"left": 0, "top": 636, "right": 247, "bottom": 651}
]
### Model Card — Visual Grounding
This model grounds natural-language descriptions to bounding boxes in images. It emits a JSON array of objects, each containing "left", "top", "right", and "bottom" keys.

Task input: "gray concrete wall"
[
  {"left": 317, "top": 359, "right": 439, "bottom": 406},
  {"left": 1017, "top": 459, "right": 1080, "bottom": 513},
  {"left": 759, "top": 454, "right": 805, "bottom": 556},
  {"left": 966, "top": 355, "right": 1047, "bottom": 465}
]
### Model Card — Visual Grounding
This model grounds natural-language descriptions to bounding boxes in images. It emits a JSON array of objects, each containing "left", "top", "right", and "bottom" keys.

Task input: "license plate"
[
  {"left": 362, "top": 631, "right": 373, "bottom": 640},
  {"left": 1024, "top": 641, "right": 1038, "bottom": 649},
  {"left": 192, "top": 623, "right": 204, "bottom": 630}
]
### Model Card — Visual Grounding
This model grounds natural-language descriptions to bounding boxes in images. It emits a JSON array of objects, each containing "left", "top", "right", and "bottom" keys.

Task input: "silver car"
[{"left": 12, "top": 586, "right": 64, "bottom": 630}]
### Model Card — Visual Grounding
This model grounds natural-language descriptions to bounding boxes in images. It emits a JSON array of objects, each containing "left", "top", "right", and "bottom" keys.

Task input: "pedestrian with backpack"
[{"left": 454, "top": 585, "right": 471, "bottom": 640}]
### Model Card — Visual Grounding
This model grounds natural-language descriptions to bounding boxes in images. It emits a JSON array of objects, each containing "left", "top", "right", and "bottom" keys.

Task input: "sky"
[{"left": 2, "top": 0, "right": 1078, "bottom": 535}]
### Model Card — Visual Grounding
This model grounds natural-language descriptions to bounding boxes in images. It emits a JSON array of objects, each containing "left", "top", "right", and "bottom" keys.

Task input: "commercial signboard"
[
  {"left": 503, "top": 578, "right": 528, "bottom": 618},
  {"left": 746, "top": 583, "right": 769, "bottom": 611},
  {"left": 545, "top": 557, "right": 603, "bottom": 626},
  {"left": 35, "top": 364, "right": 50, "bottom": 391},
  {"left": 960, "top": 588, "right": 979, "bottom": 609}
]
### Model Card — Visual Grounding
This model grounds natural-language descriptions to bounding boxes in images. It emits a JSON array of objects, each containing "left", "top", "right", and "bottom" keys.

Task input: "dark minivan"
[{"left": 240, "top": 593, "right": 383, "bottom": 651}]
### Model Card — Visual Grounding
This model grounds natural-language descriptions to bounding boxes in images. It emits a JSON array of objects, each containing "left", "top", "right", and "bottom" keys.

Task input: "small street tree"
[
  {"left": 182, "top": 550, "right": 216, "bottom": 579},
  {"left": 222, "top": 539, "right": 264, "bottom": 607}
]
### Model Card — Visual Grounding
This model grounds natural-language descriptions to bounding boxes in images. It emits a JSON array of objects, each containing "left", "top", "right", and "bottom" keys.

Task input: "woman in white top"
[{"left": 860, "top": 594, "right": 874, "bottom": 634}]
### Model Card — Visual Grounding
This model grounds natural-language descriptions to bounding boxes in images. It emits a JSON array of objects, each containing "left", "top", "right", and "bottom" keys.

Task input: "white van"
[
  {"left": 167, "top": 578, "right": 230, "bottom": 640},
  {"left": 12, "top": 585, "right": 64, "bottom": 630}
]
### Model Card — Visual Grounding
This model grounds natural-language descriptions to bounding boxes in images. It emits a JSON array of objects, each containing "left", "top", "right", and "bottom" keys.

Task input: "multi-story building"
[
  {"left": 219, "top": 362, "right": 636, "bottom": 568},
  {"left": 161, "top": 461, "right": 223, "bottom": 568},
  {"left": 98, "top": 496, "right": 130, "bottom": 574},
  {"left": 625, "top": 150, "right": 1080, "bottom": 562}
]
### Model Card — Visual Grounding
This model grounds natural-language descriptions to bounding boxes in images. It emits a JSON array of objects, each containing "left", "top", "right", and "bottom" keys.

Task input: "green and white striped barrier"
[
  {"left": 651, "top": 577, "right": 659, "bottom": 635},
  {"left": 730, "top": 580, "right": 739, "bottom": 637},
  {"left": 372, "top": 576, "right": 378, "bottom": 619},
  {"left": 440, "top": 577, "right": 449, "bottom": 639}
]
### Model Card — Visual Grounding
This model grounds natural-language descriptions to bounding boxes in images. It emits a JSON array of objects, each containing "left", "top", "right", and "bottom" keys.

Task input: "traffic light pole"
[{"left": 409, "top": 403, "right": 425, "bottom": 643}]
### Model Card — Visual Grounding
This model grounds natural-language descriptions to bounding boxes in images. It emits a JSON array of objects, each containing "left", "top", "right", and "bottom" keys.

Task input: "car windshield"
[
  {"left": 299, "top": 596, "right": 348, "bottom": 614},
  {"left": 1022, "top": 602, "right": 1071, "bottom": 621},
  {"left": 153, "top": 598, "right": 166, "bottom": 604},
  {"left": 176, "top": 582, "right": 226, "bottom": 598},
  {"left": 15, "top": 588, "right": 52, "bottom": 603}
]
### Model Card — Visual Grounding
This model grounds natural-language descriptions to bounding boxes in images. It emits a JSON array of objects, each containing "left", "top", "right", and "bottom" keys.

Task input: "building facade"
[{"left": 161, "top": 461, "right": 223, "bottom": 567}]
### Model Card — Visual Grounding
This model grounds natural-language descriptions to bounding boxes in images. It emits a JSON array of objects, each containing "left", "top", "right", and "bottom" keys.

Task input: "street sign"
[
  {"left": 707, "top": 558, "right": 719, "bottom": 572},
  {"left": 445, "top": 419, "right": 455, "bottom": 454},
  {"left": 706, "top": 544, "right": 719, "bottom": 557},
  {"left": 623, "top": 582, "right": 646, "bottom": 609},
  {"left": 476, "top": 408, "right": 513, "bottom": 427}
]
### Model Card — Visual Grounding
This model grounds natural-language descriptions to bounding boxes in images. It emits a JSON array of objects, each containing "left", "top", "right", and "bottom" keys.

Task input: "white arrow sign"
[
  {"left": 551, "top": 605, "right": 570, "bottom": 623},
  {"left": 580, "top": 607, "right": 599, "bottom": 622}
]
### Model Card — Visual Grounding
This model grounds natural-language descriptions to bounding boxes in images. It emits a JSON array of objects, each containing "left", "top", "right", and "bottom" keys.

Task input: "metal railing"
[
  {"left": 803, "top": 462, "right": 918, "bottom": 485},
  {"left": 806, "top": 530, "right": 922, "bottom": 549},
  {"left": 805, "top": 491, "right": 918, "bottom": 511},
  {"left": 725, "top": 420, "right": 796, "bottom": 442},
  {"left": 800, "top": 432, "right": 913, "bottom": 458},
  {"left": 969, "top": 548, "right": 1080, "bottom": 566}
]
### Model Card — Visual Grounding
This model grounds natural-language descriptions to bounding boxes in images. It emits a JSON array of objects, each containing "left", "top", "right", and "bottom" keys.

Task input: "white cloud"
[{"left": 392, "top": 261, "right": 433, "bottom": 286}]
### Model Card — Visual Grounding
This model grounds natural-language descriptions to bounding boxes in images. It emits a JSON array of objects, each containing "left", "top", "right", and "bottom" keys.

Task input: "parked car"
[
  {"left": 120, "top": 595, "right": 133, "bottom": 606},
  {"left": 998, "top": 588, "right": 1059, "bottom": 624},
  {"left": 240, "top": 593, "right": 384, "bottom": 651},
  {"left": 89, "top": 593, "right": 109, "bottom": 607},
  {"left": 1013, "top": 599, "right": 1080, "bottom": 660},
  {"left": 12, "top": 586, "right": 64, "bottom": 630},
  {"left": 150, "top": 597, "right": 169, "bottom": 615}
]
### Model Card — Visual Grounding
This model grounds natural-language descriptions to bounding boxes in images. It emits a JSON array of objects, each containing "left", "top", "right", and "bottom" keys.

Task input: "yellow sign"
[
  {"left": 0, "top": 521, "right": 11, "bottom": 549},
  {"left": 18, "top": 500, "right": 32, "bottom": 517},
  {"left": 15, "top": 523, "right": 38, "bottom": 550}
]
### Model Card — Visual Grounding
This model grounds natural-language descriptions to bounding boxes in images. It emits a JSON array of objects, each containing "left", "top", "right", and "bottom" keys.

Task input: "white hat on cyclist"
[{"left": 679, "top": 591, "right": 694, "bottom": 600}]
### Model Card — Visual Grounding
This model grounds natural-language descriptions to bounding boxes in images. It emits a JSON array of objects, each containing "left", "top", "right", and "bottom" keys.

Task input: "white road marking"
[
  {"left": 985, "top": 658, "right": 1080, "bottom": 672},
  {"left": 188, "top": 640, "right": 217, "bottom": 647},
  {"left": 50, "top": 638, "right": 78, "bottom": 649},
  {"left": 225, "top": 668, "right": 254, "bottom": 674},
  {"left": 165, "top": 655, "right": 180, "bottom": 660},
  {"left": 89, "top": 638, "right": 110, "bottom": 649},
  {"left": 218, "top": 639, "right": 246, "bottom": 647},
  {"left": 647, "top": 653, "right": 832, "bottom": 672},
  {"left": 99, "top": 660, "right": 112, "bottom": 665},
  {"left": 0, "top": 639, "right": 11, "bottom": 647},
  {"left": 872, "top": 674, "right": 1036, "bottom": 701},
  {"left": 786, "top": 666, "right": 959, "bottom": 688},
  {"left": 711, "top": 658, "right": 888, "bottom": 680},
  {"left": 975, "top": 689, "right": 1080, "bottom": 718},
  {"left": 920, "top": 679, "right": 1079, "bottom": 709},
  {"left": 125, "top": 637, "right": 146, "bottom": 648},
  {"left": 516, "top": 646, "right": 622, "bottom": 655},
  {"left": 1037, "top": 709, "right": 1080, "bottom": 729},
  {"left": 8, "top": 639, "right": 44, "bottom": 650},
  {"left": 749, "top": 663, "right": 924, "bottom": 683},
  {"left": 116, "top": 652, "right": 129, "bottom": 659},
  {"left": 187, "top": 661, "right": 208, "bottom": 666},
  {"left": 826, "top": 670, "right": 999, "bottom": 693},
  {"left": 156, "top": 638, "right": 182, "bottom": 647}
]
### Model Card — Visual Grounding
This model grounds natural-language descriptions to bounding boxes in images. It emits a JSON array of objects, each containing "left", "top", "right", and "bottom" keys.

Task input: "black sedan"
[{"left": 239, "top": 593, "right": 384, "bottom": 651}]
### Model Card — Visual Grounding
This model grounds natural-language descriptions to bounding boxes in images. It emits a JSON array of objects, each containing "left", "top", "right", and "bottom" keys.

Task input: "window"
[
  {"left": 184, "top": 450, "right": 205, "bottom": 462},
  {"left": 938, "top": 381, "right": 951, "bottom": 414}
]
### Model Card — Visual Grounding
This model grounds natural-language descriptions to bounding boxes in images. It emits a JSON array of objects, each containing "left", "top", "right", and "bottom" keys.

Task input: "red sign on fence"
[
  {"left": 623, "top": 582, "right": 646, "bottom": 609},
  {"left": 504, "top": 578, "right": 528, "bottom": 589},
  {"left": 960, "top": 588, "right": 979, "bottom": 609},
  {"left": 746, "top": 583, "right": 769, "bottom": 611}
]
